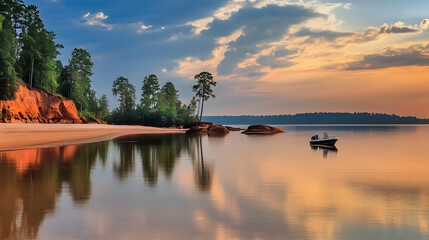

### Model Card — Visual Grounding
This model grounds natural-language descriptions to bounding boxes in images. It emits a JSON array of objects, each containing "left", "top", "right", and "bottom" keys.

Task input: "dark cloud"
[
  {"left": 197, "top": 4, "right": 321, "bottom": 75},
  {"left": 293, "top": 28, "right": 354, "bottom": 41},
  {"left": 274, "top": 48, "right": 297, "bottom": 57},
  {"left": 379, "top": 22, "right": 420, "bottom": 34},
  {"left": 293, "top": 21, "right": 421, "bottom": 47},
  {"left": 256, "top": 48, "right": 297, "bottom": 69},
  {"left": 337, "top": 44, "right": 429, "bottom": 70},
  {"left": 257, "top": 55, "right": 294, "bottom": 69}
]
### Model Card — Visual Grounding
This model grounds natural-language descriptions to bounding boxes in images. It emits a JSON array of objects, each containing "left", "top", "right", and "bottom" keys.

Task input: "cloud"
[
  {"left": 256, "top": 54, "right": 294, "bottom": 69},
  {"left": 421, "top": 19, "right": 429, "bottom": 30},
  {"left": 137, "top": 22, "right": 152, "bottom": 34},
  {"left": 336, "top": 44, "right": 429, "bottom": 70},
  {"left": 186, "top": 0, "right": 247, "bottom": 35},
  {"left": 379, "top": 21, "right": 420, "bottom": 34},
  {"left": 296, "top": 21, "right": 422, "bottom": 47},
  {"left": 343, "top": 3, "right": 352, "bottom": 9},
  {"left": 293, "top": 28, "right": 354, "bottom": 41},
  {"left": 209, "top": 4, "right": 320, "bottom": 75},
  {"left": 82, "top": 12, "right": 113, "bottom": 30},
  {"left": 346, "top": 21, "right": 420, "bottom": 44}
]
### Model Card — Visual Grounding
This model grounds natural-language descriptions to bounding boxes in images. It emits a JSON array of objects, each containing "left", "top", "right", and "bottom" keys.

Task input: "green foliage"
[
  {"left": 0, "top": 1, "right": 63, "bottom": 100},
  {"left": 15, "top": 4, "right": 62, "bottom": 91},
  {"left": 108, "top": 74, "right": 198, "bottom": 126},
  {"left": 57, "top": 48, "right": 107, "bottom": 120},
  {"left": 192, "top": 71, "right": 217, "bottom": 121},
  {"left": 141, "top": 74, "right": 160, "bottom": 111},
  {"left": 113, "top": 76, "right": 136, "bottom": 113},
  {"left": 0, "top": 15, "right": 17, "bottom": 100},
  {"left": 0, "top": 15, "right": 4, "bottom": 30},
  {"left": 0, "top": 1, "right": 109, "bottom": 121},
  {"left": 98, "top": 95, "right": 110, "bottom": 119}
]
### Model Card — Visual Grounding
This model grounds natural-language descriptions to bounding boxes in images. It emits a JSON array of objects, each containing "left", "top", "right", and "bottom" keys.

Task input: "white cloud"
[
  {"left": 162, "top": 68, "right": 167, "bottom": 73},
  {"left": 82, "top": 12, "right": 113, "bottom": 30},
  {"left": 187, "top": 17, "right": 214, "bottom": 35},
  {"left": 186, "top": 0, "right": 246, "bottom": 35},
  {"left": 344, "top": 3, "right": 352, "bottom": 9},
  {"left": 186, "top": 0, "right": 346, "bottom": 35},
  {"left": 174, "top": 46, "right": 229, "bottom": 78},
  {"left": 421, "top": 19, "right": 429, "bottom": 30},
  {"left": 136, "top": 22, "right": 152, "bottom": 34},
  {"left": 216, "top": 28, "right": 243, "bottom": 45}
]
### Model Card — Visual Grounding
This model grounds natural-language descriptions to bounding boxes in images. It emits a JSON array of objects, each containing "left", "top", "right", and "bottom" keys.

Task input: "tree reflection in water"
[
  {"left": 0, "top": 134, "right": 214, "bottom": 239},
  {"left": 193, "top": 136, "right": 213, "bottom": 192},
  {"left": 113, "top": 134, "right": 214, "bottom": 191},
  {"left": 0, "top": 141, "right": 110, "bottom": 240}
]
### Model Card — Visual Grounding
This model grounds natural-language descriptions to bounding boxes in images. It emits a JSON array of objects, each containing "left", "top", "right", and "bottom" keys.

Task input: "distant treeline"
[{"left": 203, "top": 112, "right": 429, "bottom": 125}]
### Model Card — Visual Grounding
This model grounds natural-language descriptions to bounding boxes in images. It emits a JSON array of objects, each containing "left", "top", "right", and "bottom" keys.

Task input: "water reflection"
[
  {"left": 2, "top": 126, "right": 429, "bottom": 239},
  {"left": 310, "top": 144, "right": 338, "bottom": 158},
  {"left": 194, "top": 136, "right": 213, "bottom": 192},
  {"left": 113, "top": 134, "right": 213, "bottom": 190},
  {"left": 0, "top": 142, "right": 109, "bottom": 240},
  {"left": 0, "top": 134, "right": 215, "bottom": 239}
]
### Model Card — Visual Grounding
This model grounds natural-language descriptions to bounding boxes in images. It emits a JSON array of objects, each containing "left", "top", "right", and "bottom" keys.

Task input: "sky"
[{"left": 24, "top": 0, "right": 429, "bottom": 117}]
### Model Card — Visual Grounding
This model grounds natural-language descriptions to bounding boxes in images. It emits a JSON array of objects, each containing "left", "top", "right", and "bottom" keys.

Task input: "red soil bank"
[{"left": 0, "top": 85, "right": 84, "bottom": 123}]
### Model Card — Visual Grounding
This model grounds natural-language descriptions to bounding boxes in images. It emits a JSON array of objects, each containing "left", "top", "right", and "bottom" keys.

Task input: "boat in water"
[{"left": 310, "top": 132, "right": 338, "bottom": 146}]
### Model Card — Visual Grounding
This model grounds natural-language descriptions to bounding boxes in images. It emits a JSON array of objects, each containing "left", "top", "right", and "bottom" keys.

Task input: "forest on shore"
[
  {"left": 0, "top": 1, "right": 213, "bottom": 126},
  {"left": 203, "top": 112, "right": 429, "bottom": 125}
]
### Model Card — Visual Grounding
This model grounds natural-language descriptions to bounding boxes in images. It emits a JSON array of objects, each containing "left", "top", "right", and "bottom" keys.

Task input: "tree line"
[
  {"left": 0, "top": 1, "right": 108, "bottom": 120},
  {"left": 203, "top": 112, "right": 429, "bottom": 125},
  {"left": 108, "top": 71, "right": 217, "bottom": 127},
  {"left": 1, "top": 1, "right": 217, "bottom": 125}
]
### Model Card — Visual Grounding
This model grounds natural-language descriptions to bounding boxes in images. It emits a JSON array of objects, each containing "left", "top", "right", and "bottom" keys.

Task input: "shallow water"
[{"left": 1, "top": 125, "right": 429, "bottom": 240}]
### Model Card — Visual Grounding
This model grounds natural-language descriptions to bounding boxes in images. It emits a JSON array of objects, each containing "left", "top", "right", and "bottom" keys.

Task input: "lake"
[{"left": 1, "top": 125, "right": 429, "bottom": 240}]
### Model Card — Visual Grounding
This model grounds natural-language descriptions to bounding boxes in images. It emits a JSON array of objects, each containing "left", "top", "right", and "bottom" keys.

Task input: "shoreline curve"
[{"left": 0, "top": 123, "right": 187, "bottom": 152}]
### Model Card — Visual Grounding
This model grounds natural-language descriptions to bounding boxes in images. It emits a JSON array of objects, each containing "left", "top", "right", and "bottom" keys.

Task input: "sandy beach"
[{"left": 0, "top": 123, "right": 186, "bottom": 152}]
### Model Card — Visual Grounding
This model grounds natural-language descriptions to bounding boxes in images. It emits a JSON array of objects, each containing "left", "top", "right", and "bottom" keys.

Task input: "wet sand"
[{"left": 0, "top": 123, "right": 186, "bottom": 151}]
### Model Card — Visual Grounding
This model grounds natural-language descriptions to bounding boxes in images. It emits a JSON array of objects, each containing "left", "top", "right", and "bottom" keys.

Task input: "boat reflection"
[{"left": 310, "top": 144, "right": 338, "bottom": 158}]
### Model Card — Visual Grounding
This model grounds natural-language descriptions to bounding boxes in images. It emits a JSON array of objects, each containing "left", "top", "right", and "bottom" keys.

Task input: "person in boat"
[{"left": 311, "top": 135, "right": 319, "bottom": 140}]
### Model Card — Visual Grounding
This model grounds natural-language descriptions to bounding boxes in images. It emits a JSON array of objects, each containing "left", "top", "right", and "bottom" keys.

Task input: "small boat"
[{"left": 310, "top": 132, "right": 338, "bottom": 146}]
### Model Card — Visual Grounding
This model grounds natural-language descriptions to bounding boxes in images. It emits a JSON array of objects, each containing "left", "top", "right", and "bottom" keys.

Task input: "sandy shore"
[{"left": 0, "top": 123, "right": 186, "bottom": 152}]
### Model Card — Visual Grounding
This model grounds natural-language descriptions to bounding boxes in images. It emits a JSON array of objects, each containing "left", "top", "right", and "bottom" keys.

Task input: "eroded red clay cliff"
[{"left": 1, "top": 85, "right": 84, "bottom": 123}]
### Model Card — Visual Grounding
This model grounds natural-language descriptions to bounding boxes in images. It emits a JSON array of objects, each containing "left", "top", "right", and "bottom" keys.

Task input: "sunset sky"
[{"left": 25, "top": 0, "right": 429, "bottom": 117}]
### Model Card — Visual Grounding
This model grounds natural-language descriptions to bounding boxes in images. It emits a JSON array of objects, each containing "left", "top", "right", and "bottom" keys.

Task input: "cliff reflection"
[{"left": 0, "top": 141, "right": 109, "bottom": 240}]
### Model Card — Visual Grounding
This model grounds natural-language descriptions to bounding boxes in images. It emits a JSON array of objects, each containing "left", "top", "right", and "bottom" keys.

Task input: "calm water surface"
[{"left": 1, "top": 125, "right": 429, "bottom": 240}]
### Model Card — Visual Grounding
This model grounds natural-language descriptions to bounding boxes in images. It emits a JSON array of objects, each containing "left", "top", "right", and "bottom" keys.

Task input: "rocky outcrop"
[
  {"left": 187, "top": 122, "right": 229, "bottom": 136},
  {"left": 195, "top": 122, "right": 213, "bottom": 128},
  {"left": 225, "top": 126, "right": 244, "bottom": 131},
  {"left": 0, "top": 84, "right": 84, "bottom": 123},
  {"left": 187, "top": 126, "right": 209, "bottom": 134},
  {"left": 242, "top": 125, "right": 285, "bottom": 135},
  {"left": 208, "top": 125, "right": 229, "bottom": 135},
  {"left": 168, "top": 125, "right": 184, "bottom": 129}
]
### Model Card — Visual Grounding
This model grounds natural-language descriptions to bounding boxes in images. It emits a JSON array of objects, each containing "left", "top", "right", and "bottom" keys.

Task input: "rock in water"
[
  {"left": 208, "top": 125, "right": 229, "bottom": 135},
  {"left": 196, "top": 122, "right": 213, "bottom": 128},
  {"left": 0, "top": 84, "right": 84, "bottom": 123},
  {"left": 225, "top": 126, "right": 243, "bottom": 131},
  {"left": 186, "top": 126, "right": 209, "bottom": 134},
  {"left": 242, "top": 125, "right": 285, "bottom": 135}
]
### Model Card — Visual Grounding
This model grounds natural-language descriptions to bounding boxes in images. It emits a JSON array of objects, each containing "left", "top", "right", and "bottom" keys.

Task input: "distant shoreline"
[
  {"left": 0, "top": 124, "right": 186, "bottom": 152},
  {"left": 203, "top": 112, "right": 429, "bottom": 125}
]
